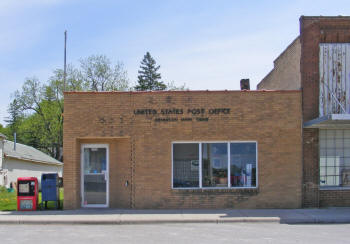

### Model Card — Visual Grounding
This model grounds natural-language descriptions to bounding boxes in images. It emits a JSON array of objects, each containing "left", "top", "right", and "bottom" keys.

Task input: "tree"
[
  {"left": 49, "top": 64, "right": 86, "bottom": 98},
  {"left": 12, "top": 78, "right": 63, "bottom": 160},
  {"left": 4, "top": 99, "right": 24, "bottom": 141},
  {"left": 80, "top": 55, "right": 129, "bottom": 91},
  {"left": 135, "top": 52, "right": 166, "bottom": 91},
  {"left": 4, "top": 54, "right": 129, "bottom": 161},
  {"left": 0, "top": 123, "right": 7, "bottom": 136},
  {"left": 165, "top": 81, "right": 188, "bottom": 91},
  {"left": 18, "top": 100, "right": 63, "bottom": 159}
]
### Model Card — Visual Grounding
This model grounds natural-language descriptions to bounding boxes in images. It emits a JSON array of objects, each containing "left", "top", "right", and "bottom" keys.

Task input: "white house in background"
[{"left": 0, "top": 133, "right": 63, "bottom": 188}]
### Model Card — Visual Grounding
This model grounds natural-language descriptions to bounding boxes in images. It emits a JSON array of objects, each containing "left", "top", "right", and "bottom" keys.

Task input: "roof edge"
[
  {"left": 300, "top": 15, "right": 350, "bottom": 20},
  {"left": 257, "top": 69, "right": 274, "bottom": 89},
  {"left": 273, "top": 36, "right": 300, "bottom": 64},
  {"left": 5, "top": 154, "right": 63, "bottom": 166},
  {"left": 64, "top": 90, "right": 301, "bottom": 94}
]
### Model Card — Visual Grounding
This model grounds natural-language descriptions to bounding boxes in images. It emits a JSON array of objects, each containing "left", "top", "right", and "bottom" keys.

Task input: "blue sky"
[{"left": 1, "top": 0, "right": 350, "bottom": 125}]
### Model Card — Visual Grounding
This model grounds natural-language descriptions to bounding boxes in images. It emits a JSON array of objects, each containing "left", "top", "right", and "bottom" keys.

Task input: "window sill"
[
  {"left": 172, "top": 187, "right": 259, "bottom": 194},
  {"left": 320, "top": 186, "right": 350, "bottom": 191}
]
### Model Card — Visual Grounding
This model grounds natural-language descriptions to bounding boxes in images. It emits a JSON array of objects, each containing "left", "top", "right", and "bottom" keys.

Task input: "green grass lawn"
[
  {"left": 0, "top": 189, "right": 17, "bottom": 211},
  {"left": 0, "top": 187, "right": 64, "bottom": 211}
]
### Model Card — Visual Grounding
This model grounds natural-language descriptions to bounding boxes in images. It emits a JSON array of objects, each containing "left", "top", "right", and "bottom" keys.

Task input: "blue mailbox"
[{"left": 41, "top": 173, "right": 60, "bottom": 209}]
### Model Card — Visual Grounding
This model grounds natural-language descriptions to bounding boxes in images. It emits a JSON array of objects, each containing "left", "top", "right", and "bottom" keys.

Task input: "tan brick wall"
[
  {"left": 64, "top": 90, "right": 302, "bottom": 209},
  {"left": 257, "top": 37, "right": 301, "bottom": 90}
]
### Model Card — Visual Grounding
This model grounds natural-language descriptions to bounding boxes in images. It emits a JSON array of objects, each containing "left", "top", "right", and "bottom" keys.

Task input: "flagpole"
[{"left": 63, "top": 30, "right": 67, "bottom": 92}]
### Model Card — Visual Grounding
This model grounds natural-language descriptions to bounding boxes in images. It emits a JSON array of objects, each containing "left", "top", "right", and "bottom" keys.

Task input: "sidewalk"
[{"left": 0, "top": 208, "right": 350, "bottom": 225}]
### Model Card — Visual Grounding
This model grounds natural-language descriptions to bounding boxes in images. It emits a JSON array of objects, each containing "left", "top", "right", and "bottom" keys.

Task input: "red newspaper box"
[{"left": 17, "top": 177, "right": 38, "bottom": 211}]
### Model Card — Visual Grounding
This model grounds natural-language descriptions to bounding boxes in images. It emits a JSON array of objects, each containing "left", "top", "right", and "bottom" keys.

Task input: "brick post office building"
[
  {"left": 63, "top": 90, "right": 302, "bottom": 209},
  {"left": 258, "top": 16, "right": 350, "bottom": 207}
]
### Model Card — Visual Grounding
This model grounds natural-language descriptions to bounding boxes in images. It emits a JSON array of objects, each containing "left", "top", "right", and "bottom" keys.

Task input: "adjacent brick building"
[
  {"left": 258, "top": 16, "right": 350, "bottom": 207},
  {"left": 63, "top": 90, "right": 302, "bottom": 209}
]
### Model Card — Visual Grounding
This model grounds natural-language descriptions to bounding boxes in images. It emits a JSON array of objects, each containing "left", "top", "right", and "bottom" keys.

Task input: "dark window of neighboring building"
[
  {"left": 173, "top": 143, "right": 199, "bottom": 188},
  {"left": 320, "top": 129, "right": 350, "bottom": 187}
]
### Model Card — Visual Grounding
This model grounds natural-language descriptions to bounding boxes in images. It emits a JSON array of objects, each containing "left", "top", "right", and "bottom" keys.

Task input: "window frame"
[
  {"left": 319, "top": 129, "right": 350, "bottom": 190},
  {"left": 171, "top": 141, "right": 258, "bottom": 190}
]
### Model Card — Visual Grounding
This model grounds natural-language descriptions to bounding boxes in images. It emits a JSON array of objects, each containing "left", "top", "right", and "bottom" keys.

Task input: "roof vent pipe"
[
  {"left": 14, "top": 133, "right": 16, "bottom": 151},
  {"left": 240, "top": 79, "right": 250, "bottom": 90}
]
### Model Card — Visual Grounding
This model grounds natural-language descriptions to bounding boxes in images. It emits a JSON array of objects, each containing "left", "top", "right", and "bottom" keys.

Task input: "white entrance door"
[{"left": 81, "top": 144, "right": 109, "bottom": 207}]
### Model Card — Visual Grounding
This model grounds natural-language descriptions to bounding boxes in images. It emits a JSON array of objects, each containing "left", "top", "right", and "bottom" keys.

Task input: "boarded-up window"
[{"left": 319, "top": 43, "right": 350, "bottom": 116}]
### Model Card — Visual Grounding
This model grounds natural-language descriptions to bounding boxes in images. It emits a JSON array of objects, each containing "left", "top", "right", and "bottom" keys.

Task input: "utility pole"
[{"left": 63, "top": 30, "right": 67, "bottom": 92}]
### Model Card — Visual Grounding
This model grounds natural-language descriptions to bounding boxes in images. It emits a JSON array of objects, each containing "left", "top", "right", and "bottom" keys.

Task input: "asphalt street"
[{"left": 0, "top": 223, "right": 349, "bottom": 244}]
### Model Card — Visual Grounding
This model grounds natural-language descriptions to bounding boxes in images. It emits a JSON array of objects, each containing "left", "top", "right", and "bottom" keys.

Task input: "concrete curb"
[
  {"left": 0, "top": 217, "right": 282, "bottom": 225},
  {"left": 1, "top": 217, "right": 350, "bottom": 225},
  {"left": 1, "top": 208, "right": 350, "bottom": 225}
]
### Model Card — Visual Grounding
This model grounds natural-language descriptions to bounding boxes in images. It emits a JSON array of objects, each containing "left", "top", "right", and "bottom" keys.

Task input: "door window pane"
[
  {"left": 84, "top": 148, "right": 106, "bottom": 173},
  {"left": 84, "top": 174, "right": 106, "bottom": 205},
  {"left": 230, "top": 143, "right": 257, "bottom": 187},
  {"left": 202, "top": 143, "right": 228, "bottom": 187},
  {"left": 83, "top": 147, "right": 107, "bottom": 205},
  {"left": 173, "top": 144, "right": 199, "bottom": 188}
]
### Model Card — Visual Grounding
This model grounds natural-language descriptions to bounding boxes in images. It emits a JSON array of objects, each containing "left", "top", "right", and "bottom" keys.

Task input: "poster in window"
[
  {"left": 246, "top": 164, "right": 252, "bottom": 187},
  {"left": 19, "top": 183, "right": 29, "bottom": 193},
  {"left": 191, "top": 160, "right": 199, "bottom": 171}
]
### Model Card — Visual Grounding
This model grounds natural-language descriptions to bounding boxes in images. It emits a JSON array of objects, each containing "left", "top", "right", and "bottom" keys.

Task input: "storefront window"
[
  {"left": 230, "top": 143, "right": 256, "bottom": 187},
  {"left": 173, "top": 143, "right": 199, "bottom": 188},
  {"left": 319, "top": 129, "right": 350, "bottom": 187},
  {"left": 172, "top": 142, "right": 257, "bottom": 189},
  {"left": 202, "top": 143, "right": 228, "bottom": 187}
]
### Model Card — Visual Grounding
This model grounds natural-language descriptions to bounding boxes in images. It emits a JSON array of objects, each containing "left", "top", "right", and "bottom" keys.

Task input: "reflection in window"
[
  {"left": 84, "top": 148, "right": 107, "bottom": 174},
  {"left": 172, "top": 142, "right": 257, "bottom": 189},
  {"left": 202, "top": 143, "right": 228, "bottom": 187},
  {"left": 83, "top": 147, "right": 107, "bottom": 205},
  {"left": 173, "top": 144, "right": 199, "bottom": 188},
  {"left": 230, "top": 143, "right": 256, "bottom": 187}
]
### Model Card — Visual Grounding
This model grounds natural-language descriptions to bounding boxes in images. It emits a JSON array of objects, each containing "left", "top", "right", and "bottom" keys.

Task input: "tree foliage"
[
  {"left": 2, "top": 54, "right": 130, "bottom": 161},
  {"left": 2, "top": 53, "right": 186, "bottom": 161},
  {"left": 4, "top": 99, "right": 23, "bottom": 141},
  {"left": 165, "top": 81, "right": 187, "bottom": 91},
  {"left": 135, "top": 52, "right": 166, "bottom": 91},
  {"left": 49, "top": 64, "right": 86, "bottom": 98},
  {"left": 0, "top": 123, "right": 8, "bottom": 137},
  {"left": 80, "top": 55, "right": 129, "bottom": 91},
  {"left": 7, "top": 78, "right": 63, "bottom": 160}
]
